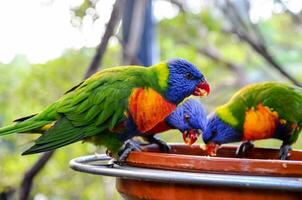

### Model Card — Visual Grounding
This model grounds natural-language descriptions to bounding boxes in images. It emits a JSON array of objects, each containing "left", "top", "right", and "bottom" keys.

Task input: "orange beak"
[
  {"left": 182, "top": 130, "right": 201, "bottom": 146},
  {"left": 193, "top": 79, "right": 210, "bottom": 96}
]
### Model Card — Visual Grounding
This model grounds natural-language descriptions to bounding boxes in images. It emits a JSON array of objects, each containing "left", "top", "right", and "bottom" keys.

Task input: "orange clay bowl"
[
  {"left": 70, "top": 144, "right": 302, "bottom": 200},
  {"left": 115, "top": 144, "right": 302, "bottom": 200}
]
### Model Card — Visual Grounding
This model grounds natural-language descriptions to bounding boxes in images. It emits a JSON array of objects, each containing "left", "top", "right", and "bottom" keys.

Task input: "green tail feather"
[
  {"left": 13, "top": 114, "right": 37, "bottom": 122},
  {"left": 22, "top": 117, "right": 87, "bottom": 155},
  {"left": 0, "top": 103, "right": 58, "bottom": 136},
  {"left": 0, "top": 120, "right": 52, "bottom": 136}
]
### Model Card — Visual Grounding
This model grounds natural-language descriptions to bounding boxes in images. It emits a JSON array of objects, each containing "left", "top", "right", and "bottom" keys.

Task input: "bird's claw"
[
  {"left": 279, "top": 144, "right": 291, "bottom": 160},
  {"left": 106, "top": 149, "right": 113, "bottom": 157},
  {"left": 154, "top": 139, "right": 171, "bottom": 153},
  {"left": 236, "top": 141, "right": 254, "bottom": 157},
  {"left": 107, "top": 158, "right": 115, "bottom": 168},
  {"left": 146, "top": 135, "right": 171, "bottom": 153},
  {"left": 117, "top": 140, "right": 142, "bottom": 165}
]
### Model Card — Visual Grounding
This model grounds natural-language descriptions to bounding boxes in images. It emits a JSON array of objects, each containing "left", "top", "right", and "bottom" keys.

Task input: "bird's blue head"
[
  {"left": 202, "top": 113, "right": 242, "bottom": 155},
  {"left": 203, "top": 113, "right": 241, "bottom": 144},
  {"left": 166, "top": 98, "right": 207, "bottom": 145},
  {"left": 165, "top": 58, "right": 210, "bottom": 104}
]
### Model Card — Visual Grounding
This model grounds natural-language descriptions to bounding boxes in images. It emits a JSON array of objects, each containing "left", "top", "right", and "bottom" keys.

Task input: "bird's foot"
[
  {"left": 107, "top": 158, "right": 115, "bottom": 168},
  {"left": 279, "top": 144, "right": 291, "bottom": 160},
  {"left": 147, "top": 135, "right": 171, "bottom": 153},
  {"left": 106, "top": 149, "right": 113, "bottom": 157},
  {"left": 156, "top": 140, "right": 171, "bottom": 153},
  {"left": 236, "top": 141, "right": 254, "bottom": 157},
  {"left": 116, "top": 139, "right": 142, "bottom": 165}
]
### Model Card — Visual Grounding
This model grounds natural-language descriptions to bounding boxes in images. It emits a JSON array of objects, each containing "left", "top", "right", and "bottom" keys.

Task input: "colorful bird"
[
  {"left": 137, "top": 98, "right": 208, "bottom": 152},
  {"left": 0, "top": 58, "right": 210, "bottom": 160},
  {"left": 203, "top": 82, "right": 302, "bottom": 160}
]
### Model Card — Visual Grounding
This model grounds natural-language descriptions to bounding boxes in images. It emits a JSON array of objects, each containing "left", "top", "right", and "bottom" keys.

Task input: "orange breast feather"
[
  {"left": 129, "top": 88, "right": 176, "bottom": 132},
  {"left": 243, "top": 103, "right": 279, "bottom": 140}
]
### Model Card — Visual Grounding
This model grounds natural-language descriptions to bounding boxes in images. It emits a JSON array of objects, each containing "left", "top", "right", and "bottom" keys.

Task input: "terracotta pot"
[
  {"left": 116, "top": 144, "right": 302, "bottom": 200},
  {"left": 69, "top": 144, "right": 302, "bottom": 200}
]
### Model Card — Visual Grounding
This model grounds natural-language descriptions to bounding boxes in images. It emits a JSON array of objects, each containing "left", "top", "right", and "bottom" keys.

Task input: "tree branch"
[
  {"left": 233, "top": 28, "right": 302, "bottom": 86},
  {"left": 168, "top": 0, "right": 186, "bottom": 13},
  {"left": 277, "top": 0, "right": 302, "bottom": 25},
  {"left": 221, "top": 0, "right": 302, "bottom": 87},
  {"left": 199, "top": 25, "right": 247, "bottom": 85},
  {"left": 196, "top": 45, "right": 247, "bottom": 86},
  {"left": 19, "top": 1, "right": 126, "bottom": 199},
  {"left": 123, "top": 0, "right": 148, "bottom": 65},
  {"left": 85, "top": 0, "right": 126, "bottom": 78},
  {"left": 19, "top": 151, "right": 54, "bottom": 200}
]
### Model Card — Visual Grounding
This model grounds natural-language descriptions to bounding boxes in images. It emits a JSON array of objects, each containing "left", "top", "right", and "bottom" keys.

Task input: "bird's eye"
[
  {"left": 185, "top": 72, "right": 193, "bottom": 80},
  {"left": 207, "top": 130, "right": 217, "bottom": 141},
  {"left": 211, "top": 131, "right": 218, "bottom": 139},
  {"left": 184, "top": 114, "right": 190, "bottom": 123},
  {"left": 212, "top": 131, "right": 217, "bottom": 137}
]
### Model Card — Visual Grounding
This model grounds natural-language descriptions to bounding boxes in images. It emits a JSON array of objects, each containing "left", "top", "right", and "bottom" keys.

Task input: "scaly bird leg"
[
  {"left": 144, "top": 135, "right": 171, "bottom": 153},
  {"left": 279, "top": 143, "right": 292, "bottom": 160},
  {"left": 236, "top": 141, "right": 254, "bottom": 157},
  {"left": 116, "top": 139, "right": 142, "bottom": 165}
]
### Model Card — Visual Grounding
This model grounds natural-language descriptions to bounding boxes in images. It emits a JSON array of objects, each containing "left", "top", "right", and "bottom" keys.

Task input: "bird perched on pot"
[
  {"left": 203, "top": 82, "right": 302, "bottom": 160},
  {"left": 136, "top": 98, "right": 208, "bottom": 154},
  {"left": 0, "top": 58, "right": 210, "bottom": 160}
]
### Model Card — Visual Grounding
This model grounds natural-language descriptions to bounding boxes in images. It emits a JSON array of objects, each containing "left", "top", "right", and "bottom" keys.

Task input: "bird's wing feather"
[{"left": 22, "top": 70, "right": 138, "bottom": 154}]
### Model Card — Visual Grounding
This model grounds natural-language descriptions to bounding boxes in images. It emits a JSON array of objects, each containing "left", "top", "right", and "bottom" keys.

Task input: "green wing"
[
  {"left": 217, "top": 82, "right": 302, "bottom": 130},
  {"left": 234, "top": 82, "right": 302, "bottom": 123},
  {"left": 23, "top": 67, "right": 147, "bottom": 155}
]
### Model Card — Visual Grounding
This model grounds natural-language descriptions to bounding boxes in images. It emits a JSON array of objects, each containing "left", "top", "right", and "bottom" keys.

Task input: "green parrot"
[
  {"left": 0, "top": 58, "right": 210, "bottom": 159},
  {"left": 203, "top": 82, "right": 302, "bottom": 160}
]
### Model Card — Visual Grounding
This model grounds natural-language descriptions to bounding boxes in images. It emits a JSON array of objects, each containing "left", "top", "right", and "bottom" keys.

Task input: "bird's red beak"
[
  {"left": 193, "top": 79, "right": 210, "bottom": 96},
  {"left": 182, "top": 130, "right": 200, "bottom": 146}
]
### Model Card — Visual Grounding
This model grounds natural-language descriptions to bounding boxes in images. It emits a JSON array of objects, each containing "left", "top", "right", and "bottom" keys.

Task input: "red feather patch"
[
  {"left": 147, "top": 120, "right": 172, "bottom": 134},
  {"left": 129, "top": 88, "right": 176, "bottom": 132}
]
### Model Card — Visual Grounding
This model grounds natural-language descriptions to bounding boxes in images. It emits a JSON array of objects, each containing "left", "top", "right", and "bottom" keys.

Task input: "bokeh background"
[{"left": 0, "top": 0, "right": 302, "bottom": 199}]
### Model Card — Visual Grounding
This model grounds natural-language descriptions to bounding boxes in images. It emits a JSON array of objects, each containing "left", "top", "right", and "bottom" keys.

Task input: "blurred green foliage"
[{"left": 0, "top": 3, "right": 302, "bottom": 200}]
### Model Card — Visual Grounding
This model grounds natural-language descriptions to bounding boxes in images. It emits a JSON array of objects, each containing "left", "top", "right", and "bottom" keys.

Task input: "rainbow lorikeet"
[
  {"left": 0, "top": 58, "right": 210, "bottom": 160},
  {"left": 203, "top": 82, "right": 302, "bottom": 160}
]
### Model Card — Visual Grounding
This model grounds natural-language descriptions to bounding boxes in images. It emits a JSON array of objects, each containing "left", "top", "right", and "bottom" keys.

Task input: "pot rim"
[{"left": 127, "top": 143, "right": 302, "bottom": 177}]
